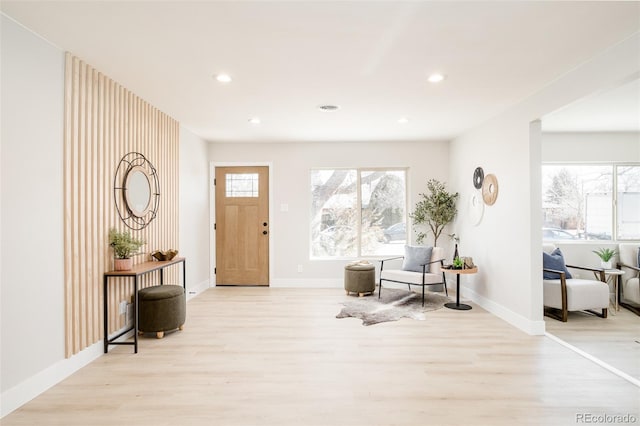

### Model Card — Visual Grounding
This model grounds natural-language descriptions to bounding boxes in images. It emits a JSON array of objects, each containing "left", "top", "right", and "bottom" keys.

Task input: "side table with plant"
[
  {"left": 592, "top": 247, "right": 618, "bottom": 270},
  {"left": 109, "top": 228, "right": 145, "bottom": 271}
]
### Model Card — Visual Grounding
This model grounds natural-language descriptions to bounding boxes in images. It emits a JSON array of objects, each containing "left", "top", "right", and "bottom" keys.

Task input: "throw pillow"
[
  {"left": 542, "top": 248, "right": 572, "bottom": 280},
  {"left": 402, "top": 245, "right": 433, "bottom": 273}
]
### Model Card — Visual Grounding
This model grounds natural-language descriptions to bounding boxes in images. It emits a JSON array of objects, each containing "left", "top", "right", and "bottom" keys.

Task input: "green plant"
[
  {"left": 453, "top": 257, "right": 464, "bottom": 269},
  {"left": 410, "top": 179, "right": 459, "bottom": 246},
  {"left": 109, "top": 228, "right": 144, "bottom": 259},
  {"left": 592, "top": 247, "right": 617, "bottom": 262}
]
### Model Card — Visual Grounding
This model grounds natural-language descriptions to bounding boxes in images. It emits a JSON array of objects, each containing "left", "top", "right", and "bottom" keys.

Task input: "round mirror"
[
  {"left": 114, "top": 152, "right": 160, "bottom": 230},
  {"left": 125, "top": 166, "right": 152, "bottom": 217}
]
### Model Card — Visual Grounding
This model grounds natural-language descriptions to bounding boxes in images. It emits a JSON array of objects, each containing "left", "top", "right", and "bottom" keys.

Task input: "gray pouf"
[
  {"left": 344, "top": 263, "right": 376, "bottom": 296},
  {"left": 138, "top": 285, "right": 185, "bottom": 339}
]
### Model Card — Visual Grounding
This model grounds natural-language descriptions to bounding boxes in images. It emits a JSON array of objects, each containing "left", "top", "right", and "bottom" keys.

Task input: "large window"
[
  {"left": 542, "top": 164, "right": 640, "bottom": 241},
  {"left": 617, "top": 165, "right": 640, "bottom": 240},
  {"left": 311, "top": 169, "right": 407, "bottom": 258}
]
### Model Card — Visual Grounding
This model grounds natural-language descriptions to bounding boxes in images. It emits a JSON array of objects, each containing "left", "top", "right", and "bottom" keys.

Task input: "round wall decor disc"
[
  {"left": 473, "top": 167, "right": 484, "bottom": 189},
  {"left": 468, "top": 190, "right": 484, "bottom": 226},
  {"left": 482, "top": 174, "right": 499, "bottom": 206}
]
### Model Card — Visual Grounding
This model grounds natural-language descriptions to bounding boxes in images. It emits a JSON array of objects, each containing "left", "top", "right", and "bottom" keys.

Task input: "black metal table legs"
[{"left": 445, "top": 274, "right": 472, "bottom": 310}]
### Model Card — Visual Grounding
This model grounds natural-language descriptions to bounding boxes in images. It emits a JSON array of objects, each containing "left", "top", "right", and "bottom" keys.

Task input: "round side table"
[
  {"left": 598, "top": 269, "right": 625, "bottom": 313},
  {"left": 444, "top": 267, "right": 478, "bottom": 310}
]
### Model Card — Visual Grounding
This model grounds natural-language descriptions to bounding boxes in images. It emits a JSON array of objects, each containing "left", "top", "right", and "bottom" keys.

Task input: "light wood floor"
[
  {"left": 545, "top": 305, "right": 640, "bottom": 379},
  {"left": 3, "top": 287, "right": 639, "bottom": 426}
]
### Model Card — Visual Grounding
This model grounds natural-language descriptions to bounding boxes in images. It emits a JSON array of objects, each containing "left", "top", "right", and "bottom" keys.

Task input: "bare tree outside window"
[
  {"left": 542, "top": 165, "right": 616, "bottom": 241},
  {"left": 311, "top": 169, "right": 407, "bottom": 257}
]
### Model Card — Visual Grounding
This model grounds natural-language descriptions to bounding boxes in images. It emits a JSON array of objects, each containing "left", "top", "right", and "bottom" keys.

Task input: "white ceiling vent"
[{"left": 317, "top": 104, "right": 340, "bottom": 112}]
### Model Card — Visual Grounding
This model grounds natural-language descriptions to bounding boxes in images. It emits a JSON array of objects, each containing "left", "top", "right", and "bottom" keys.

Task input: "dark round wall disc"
[{"left": 473, "top": 167, "right": 484, "bottom": 189}]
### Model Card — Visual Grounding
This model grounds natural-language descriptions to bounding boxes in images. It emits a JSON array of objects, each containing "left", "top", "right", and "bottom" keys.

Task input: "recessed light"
[
  {"left": 248, "top": 117, "right": 261, "bottom": 125},
  {"left": 397, "top": 117, "right": 409, "bottom": 124},
  {"left": 215, "top": 73, "right": 232, "bottom": 83},
  {"left": 317, "top": 104, "right": 340, "bottom": 112},
  {"left": 428, "top": 73, "right": 445, "bottom": 83}
]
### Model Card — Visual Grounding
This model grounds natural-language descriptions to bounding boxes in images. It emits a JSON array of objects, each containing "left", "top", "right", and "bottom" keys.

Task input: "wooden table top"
[
  {"left": 443, "top": 266, "right": 478, "bottom": 275},
  {"left": 105, "top": 257, "right": 185, "bottom": 276}
]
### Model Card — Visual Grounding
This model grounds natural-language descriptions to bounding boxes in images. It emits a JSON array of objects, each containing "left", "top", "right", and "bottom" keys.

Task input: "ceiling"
[
  {"left": 2, "top": 1, "right": 639, "bottom": 143},
  {"left": 542, "top": 77, "right": 640, "bottom": 132}
]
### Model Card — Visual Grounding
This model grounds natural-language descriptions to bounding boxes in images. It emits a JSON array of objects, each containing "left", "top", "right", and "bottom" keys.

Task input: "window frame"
[
  {"left": 541, "top": 162, "right": 640, "bottom": 242},
  {"left": 310, "top": 167, "right": 409, "bottom": 259}
]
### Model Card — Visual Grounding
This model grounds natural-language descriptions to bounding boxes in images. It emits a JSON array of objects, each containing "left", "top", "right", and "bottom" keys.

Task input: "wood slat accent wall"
[{"left": 64, "top": 53, "right": 179, "bottom": 357}]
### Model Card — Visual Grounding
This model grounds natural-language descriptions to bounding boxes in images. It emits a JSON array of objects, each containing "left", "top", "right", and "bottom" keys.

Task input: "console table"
[{"left": 103, "top": 257, "right": 186, "bottom": 353}]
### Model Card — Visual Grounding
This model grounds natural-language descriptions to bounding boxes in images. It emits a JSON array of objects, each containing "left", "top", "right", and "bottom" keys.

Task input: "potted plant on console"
[
  {"left": 592, "top": 247, "right": 617, "bottom": 270},
  {"left": 109, "top": 227, "right": 145, "bottom": 271}
]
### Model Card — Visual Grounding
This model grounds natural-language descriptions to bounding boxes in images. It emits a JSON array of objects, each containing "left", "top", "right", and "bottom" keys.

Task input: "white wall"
[
  {"left": 0, "top": 17, "right": 212, "bottom": 418},
  {"left": 1, "top": 14, "right": 65, "bottom": 410},
  {"left": 209, "top": 140, "right": 450, "bottom": 286},
  {"left": 449, "top": 34, "right": 640, "bottom": 335},
  {"left": 542, "top": 131, "right": 640, "bottom": 162},
  {"left": 179, "top": 127, "right": 211, "bottom": 297}
]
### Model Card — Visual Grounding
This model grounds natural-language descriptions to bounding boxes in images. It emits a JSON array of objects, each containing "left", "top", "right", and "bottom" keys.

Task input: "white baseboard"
[
  {"left": 0, "top": 284, "right": 211, "bottom": 419},
  {"left": 186, "top": 279, "right": 210, "bottom": 301},
  {"left": 270, "top": 278, "right": 342, "bottom": 288},
  {"left": 1, "top": 340, "right": 103, "bottom": 418},
  {"left": 462, "top": 285, "right": 546, "bottom": 336}
]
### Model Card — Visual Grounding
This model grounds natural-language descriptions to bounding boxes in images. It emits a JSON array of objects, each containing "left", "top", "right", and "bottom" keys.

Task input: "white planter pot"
[{"left": 600, "top": 260, "right": 612, "bottom": 270}]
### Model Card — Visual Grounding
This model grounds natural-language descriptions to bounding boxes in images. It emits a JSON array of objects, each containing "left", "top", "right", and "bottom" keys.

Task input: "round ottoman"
[
  {"left": 344, "top": 262, "right": 375, "bottom": 296},
  {"left": 138, "top": 285, "right": 186, "bottom": 339}
]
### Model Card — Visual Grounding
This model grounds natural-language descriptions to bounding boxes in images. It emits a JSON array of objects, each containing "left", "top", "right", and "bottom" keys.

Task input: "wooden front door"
[{"left": 215, "top": 166, "right": 269, "bottom": 285}]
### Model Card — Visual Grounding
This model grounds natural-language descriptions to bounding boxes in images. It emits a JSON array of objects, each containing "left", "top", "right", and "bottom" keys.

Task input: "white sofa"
[
  {"left": 617, "top": 243, "right": 640, "bottom": 315},
  {"left": 542, "top": 244, "right": 609, "bottom": 322}
]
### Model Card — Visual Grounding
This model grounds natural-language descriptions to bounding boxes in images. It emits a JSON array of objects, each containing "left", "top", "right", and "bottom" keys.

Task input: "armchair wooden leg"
[
  {"left": 561, "top": 307, "right": 568, "bottom": 322},
  {"left": 378, "top": 279, "right": 382, "bottom": 299},
  {"left": 544, "top": 307, "right": 565, "bottom": 322},
  {"left": 585, "top": 308, "right": 608, "bottom": 319}
]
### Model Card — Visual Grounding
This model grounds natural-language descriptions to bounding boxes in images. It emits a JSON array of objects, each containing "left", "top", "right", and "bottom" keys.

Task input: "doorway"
[{"left": 214, "top": 166, "right": 269, "bottom": 286}]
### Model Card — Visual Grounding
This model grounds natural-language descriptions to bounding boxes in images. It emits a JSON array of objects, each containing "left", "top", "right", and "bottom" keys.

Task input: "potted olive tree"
[
  {"left": 109, "top": 228, "right": 145, "bottom": 271},
  {"left": 410, "top": 179, "right": 459, "bottom": 247}
]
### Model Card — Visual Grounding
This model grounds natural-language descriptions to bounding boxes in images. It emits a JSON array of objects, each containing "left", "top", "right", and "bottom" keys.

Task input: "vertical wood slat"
[
  {"left": 63, "top": 54, "right": 73, "bottom": 358},
  {"left": 63, "top": 53, "right": 180, "bottom": 357}
]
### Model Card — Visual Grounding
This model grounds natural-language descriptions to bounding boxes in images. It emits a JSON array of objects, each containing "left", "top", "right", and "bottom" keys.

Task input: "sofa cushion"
[
  {"left": 402, "top": 245, "right": 433, "bottom": 273},
  {"left": 543, "top": 248, "right": 572, "bottom": 280},
  {"left": 381, "top": 269, "right": 444, "bottom": 285},
  {"left": 543, "top": 278, "right": 609, "bottom": 310}
]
